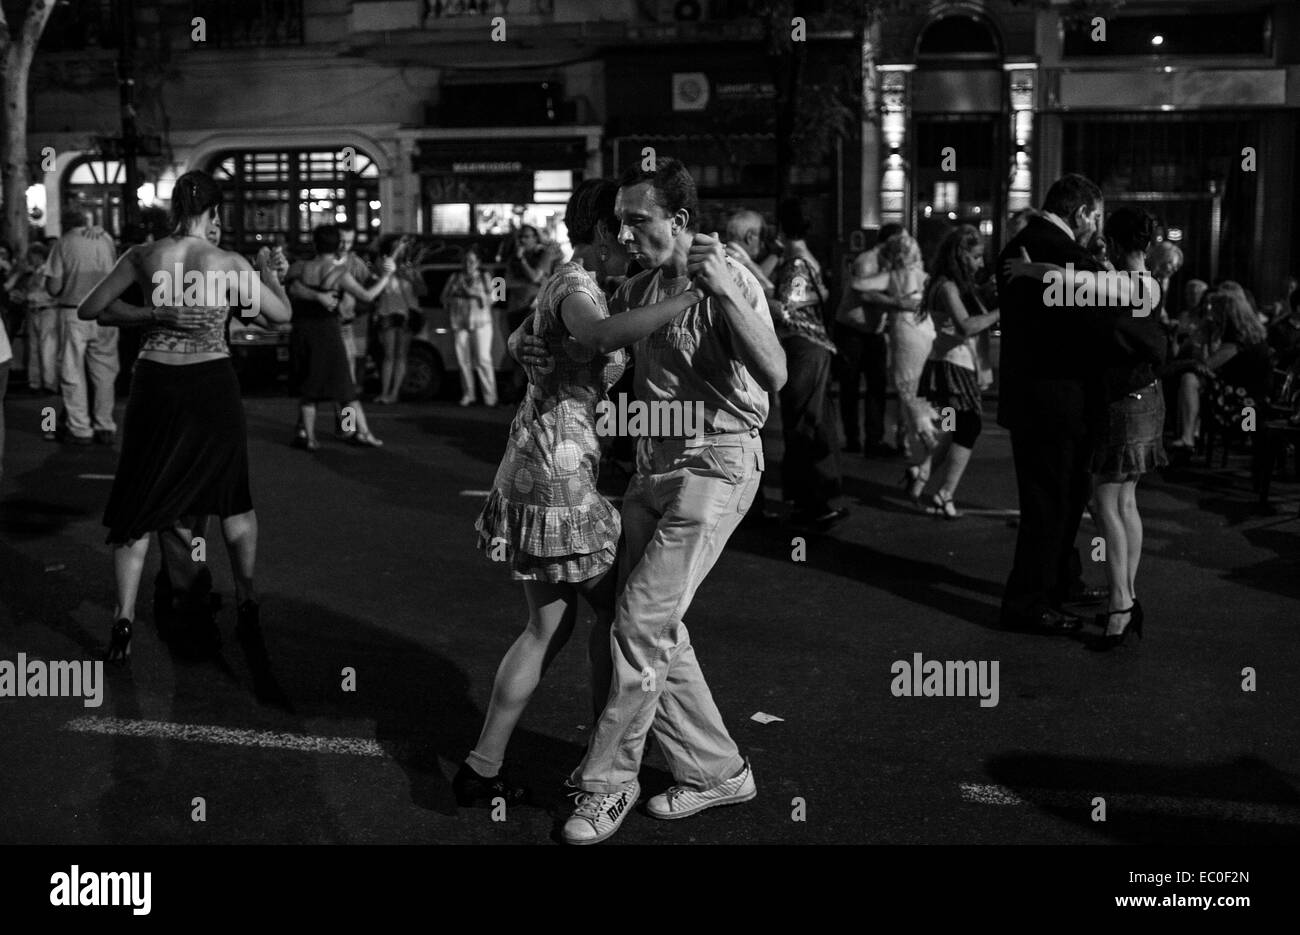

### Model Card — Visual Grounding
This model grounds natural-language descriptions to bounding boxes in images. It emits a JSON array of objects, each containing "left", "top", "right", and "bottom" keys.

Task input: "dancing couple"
[
  {"left": 999, "top": 174, "right": 1162, "bottom": 644},
  {"left": 77, "top": 171, "right": 292, "bottom": 661},
  {"left": 463, "top": 159, "right": 785, "bottom": 844}
]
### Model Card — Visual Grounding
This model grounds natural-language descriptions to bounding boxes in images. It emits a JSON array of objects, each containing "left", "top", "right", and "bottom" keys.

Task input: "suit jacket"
[{"left": 995, "top": 216, "right": 1107, "bottom": 437}]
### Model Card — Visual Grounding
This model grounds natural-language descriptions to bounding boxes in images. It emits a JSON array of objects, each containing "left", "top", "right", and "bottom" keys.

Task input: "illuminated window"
[
  {"left": 60, "top": 158, "right": 128, "bottom": 233},
  {"left": 933, "top": 182, "right": 959, "bottom": 212},
  {"left": 533, "top": 169, "right": 572, "bottom": 205},
  {"left": 207, "top": 147, "right": 381, "bottom": 254},
  {"left": 431, "top": 204, "right": 472, "bottom": 234}
]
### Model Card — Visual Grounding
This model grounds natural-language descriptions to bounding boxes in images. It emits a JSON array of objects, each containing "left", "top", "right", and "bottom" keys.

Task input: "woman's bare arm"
[
  {"left": 560, "top": 286, "right": 703, "bottom": 356},
  {"left": 77, "top": 249, "right": 138, "bottom": 320},
  {"left": 938, "top": 281, "right": 999, "bottom": 337}
]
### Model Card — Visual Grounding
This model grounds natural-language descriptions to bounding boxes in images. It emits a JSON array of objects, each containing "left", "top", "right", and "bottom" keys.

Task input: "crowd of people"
[{"left": 0, "top": 159, "right": 1296, "bottom": 845}]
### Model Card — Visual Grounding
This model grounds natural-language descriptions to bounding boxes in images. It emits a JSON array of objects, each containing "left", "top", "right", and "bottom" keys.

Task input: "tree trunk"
[{"left": 1, "top": 0, "right": 57, "bottom": 256}]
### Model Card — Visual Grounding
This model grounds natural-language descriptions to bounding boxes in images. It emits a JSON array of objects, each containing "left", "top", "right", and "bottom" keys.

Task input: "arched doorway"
[
  {"left": 910, "top": 9, "right": 1005, "bottom": 264},
  {"left": 60, "top": 157, "right": 126, "bottom": 234}
]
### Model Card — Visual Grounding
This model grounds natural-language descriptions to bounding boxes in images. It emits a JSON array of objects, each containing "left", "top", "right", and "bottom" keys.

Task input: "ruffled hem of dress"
[
  {"left": 1092, "top": 441, "right": 1168, "bottom": 477},
  {"left": 502, "top": 546, "right": 618, "bottom": 584},
  {"left": 474, "top": 488, "right": 620, "bottom": 558}
]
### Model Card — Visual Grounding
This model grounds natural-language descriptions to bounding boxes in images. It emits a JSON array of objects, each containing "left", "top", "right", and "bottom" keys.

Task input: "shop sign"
[{"left": 452, "top": 161, "right": 525, "bottom": 174}]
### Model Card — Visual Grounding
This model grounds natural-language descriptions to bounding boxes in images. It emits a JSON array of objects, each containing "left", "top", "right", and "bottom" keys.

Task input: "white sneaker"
[
  {"left": 561, "top": 780, "right": 639, "bottom": 845},
  {"left": 646, "top": 759, "right": 756, "bottom": 820}
]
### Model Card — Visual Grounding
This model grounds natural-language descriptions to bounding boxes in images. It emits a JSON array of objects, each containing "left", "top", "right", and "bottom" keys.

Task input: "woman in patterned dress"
[{"left": 454, "top": 179, "right": 706, "bottom": 807}]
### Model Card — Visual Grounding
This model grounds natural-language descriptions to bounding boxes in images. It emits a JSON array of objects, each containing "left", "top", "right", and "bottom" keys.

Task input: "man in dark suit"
[{"left": 997, "top": 174, "right": 1108, "bottom": 632}]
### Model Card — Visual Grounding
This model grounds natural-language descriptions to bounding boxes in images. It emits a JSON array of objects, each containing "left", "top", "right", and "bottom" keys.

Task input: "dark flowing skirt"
[
  {"left": 918, "top": 359, "right": 982, "bottom": 413},
  {"left": 292, "top": 317, "right": 357, "bottom": 402},
  {"left": 104, "top": 358, "right": 252, "bottom": 544}
]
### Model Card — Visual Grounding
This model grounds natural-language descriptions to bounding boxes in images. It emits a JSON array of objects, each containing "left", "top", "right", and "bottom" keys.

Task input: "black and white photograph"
[{"left": 0, "top": 0, "right": 1295, "bottom": 915}]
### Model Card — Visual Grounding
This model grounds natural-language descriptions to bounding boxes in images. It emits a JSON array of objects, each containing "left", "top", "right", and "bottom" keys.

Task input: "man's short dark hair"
[
  {"left": 618, "top": 157, "right": 699, "bottom": 232},
  {"left": 1042, "top": 173, "right": 1102, "bottom": 222}
]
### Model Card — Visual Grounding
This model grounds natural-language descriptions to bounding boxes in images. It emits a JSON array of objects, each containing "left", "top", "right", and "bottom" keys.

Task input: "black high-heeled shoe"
[
  {"left": 929, "top": 492, "right": 960, "bottom": 520},
  {"left": 1092, "top": 605, "right": 1142, "bottom": 651},
  {"left": 106, "top": 618, "right": 132, "bottom": 665},
  {"left": 452, "top": 762, "right": 530, "bottom": 809}
]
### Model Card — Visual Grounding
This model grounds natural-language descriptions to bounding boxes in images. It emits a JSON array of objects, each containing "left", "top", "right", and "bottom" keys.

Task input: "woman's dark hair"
[
  {"left": 517, "top": 224, "right": 539, "bottom": 241},
  {"left": 1104, "top": 206, "right": 1155, "bottom": 257},
  {"left": 776, "top": 198, "right": 810, "bottom": 240},
  {"left": 377, "top": 233, "right": 404, "bottom": 258},
  {"left": 312, "top": 224, "right": 341, "bottom": 255},
  {"left": 618, "top": 157, "right": 699, "bottom": 232},
  {"left": 170, "top": 170, "right": 222, "bottom": 230},
  {"left": 928, "top": 224, "right": 982, "bottom": 295},
  {"left": 564, "top": 179, "right": 619, "bottom": 246},
  {"left": 26, "top": 243, "right": 49, "bottom": 264}
]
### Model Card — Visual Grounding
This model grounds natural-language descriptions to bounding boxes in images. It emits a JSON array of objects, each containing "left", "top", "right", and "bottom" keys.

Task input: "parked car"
[{"left": 391, "top": 234, "right": 516, "bottom": 402}]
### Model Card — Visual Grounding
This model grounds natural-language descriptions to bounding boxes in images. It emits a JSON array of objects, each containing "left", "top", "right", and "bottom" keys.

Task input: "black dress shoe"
[{"left": 452, "top": 762, "right": 530, "bottom": 809}]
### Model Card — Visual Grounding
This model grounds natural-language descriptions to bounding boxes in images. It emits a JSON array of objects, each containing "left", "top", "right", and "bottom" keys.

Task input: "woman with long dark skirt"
[
  {"left": 77, "top": 171, "right": 292, "bottom": 663},
  {"left": 455, "top": 179, "right": 705, "bottom": 807}
]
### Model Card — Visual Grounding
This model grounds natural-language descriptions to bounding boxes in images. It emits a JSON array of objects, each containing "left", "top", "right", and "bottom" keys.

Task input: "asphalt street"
[{"left": 1, "top": 388, "right": 1297, "bottom": 845}]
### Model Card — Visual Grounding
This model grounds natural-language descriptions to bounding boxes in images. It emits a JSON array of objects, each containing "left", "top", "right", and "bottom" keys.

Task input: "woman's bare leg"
[
  {"left": 300, "top": 402, "right": 318, "bottom": 444},
  {"left": 1120, "top": 479, "right": 1142, "bottom": 601},
  {"left": 113, "top": 536, "right": 152, "bottom": 622},
  {"left": 221, "top": 510, "right": 259, "bottom": 606},
  {"left": 1093, "top": 480, "right": 1133, "bottom": 633},
  {"left": 466, "top": 581, "right": 578, "bottom": 774},
  {"left": 1177, "top": 373, "right": 1200, "bottom": 446}
]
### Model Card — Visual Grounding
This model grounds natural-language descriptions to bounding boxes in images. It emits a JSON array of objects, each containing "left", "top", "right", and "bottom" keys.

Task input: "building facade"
[
  {"left": 25, "top": 0, "right": 1300, "bottom": 308},
  {"left": 869, "top": 0, "right": 1300, "bottom": 311}
]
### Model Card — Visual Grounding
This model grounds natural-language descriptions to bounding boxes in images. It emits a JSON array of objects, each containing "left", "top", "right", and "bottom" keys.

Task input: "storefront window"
[{"left": 208, "top": 147, "right": 381, "bottom": 255}]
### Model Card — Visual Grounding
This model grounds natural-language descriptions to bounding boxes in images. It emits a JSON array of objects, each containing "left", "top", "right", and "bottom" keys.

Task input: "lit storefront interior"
[{"left": 206, "top": 148, "right": 382, "bottom": 255}]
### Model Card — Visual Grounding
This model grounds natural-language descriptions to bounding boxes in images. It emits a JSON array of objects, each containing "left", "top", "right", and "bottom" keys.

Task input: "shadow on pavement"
[{"left": 985, "top": 752, "right": 1300, "bottom": 844}]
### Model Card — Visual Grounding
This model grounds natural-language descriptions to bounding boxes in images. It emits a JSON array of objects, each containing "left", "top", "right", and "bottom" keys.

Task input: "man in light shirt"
[
  {"left": 47, "top": 210, "right": 118, "bottom": 444},
  {"left": 560, "top": 159, "right": 786, "bottom": 845}
]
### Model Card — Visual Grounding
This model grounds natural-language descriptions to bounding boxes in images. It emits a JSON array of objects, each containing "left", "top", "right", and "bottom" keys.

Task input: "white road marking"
[
  {"left": 63, "top": 716, "right": 387, "bottom": 758},
  {"left": 960, "top": 782, "right": 1300, "bottom": 824},
  {"left": 78, "top": 474, "right": 116, "bottom": 480},
  {"left": 954, "top": 508, "right": 1020, "bottom": 517}
]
